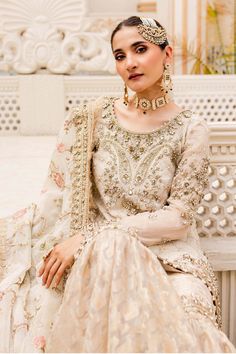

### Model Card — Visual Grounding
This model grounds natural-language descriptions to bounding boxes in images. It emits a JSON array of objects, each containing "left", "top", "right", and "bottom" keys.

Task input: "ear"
[{"left": 164, "top": 45, "right": 173, "bottom": 64}]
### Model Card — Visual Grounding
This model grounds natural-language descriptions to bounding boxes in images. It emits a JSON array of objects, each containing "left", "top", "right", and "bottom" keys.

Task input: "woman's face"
[{"left": 112, "top": 26, "right": 172, "bottom": 94}]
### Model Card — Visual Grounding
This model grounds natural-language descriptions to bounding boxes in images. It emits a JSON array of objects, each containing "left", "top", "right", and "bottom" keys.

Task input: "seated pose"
[{"left": 0, "top": 16, "right": 235, "bottom": 353}]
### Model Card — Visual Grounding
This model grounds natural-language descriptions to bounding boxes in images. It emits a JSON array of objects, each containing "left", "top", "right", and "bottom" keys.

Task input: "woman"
[{"left": 0, "top": 16, "right": 235, "bottom": 353}]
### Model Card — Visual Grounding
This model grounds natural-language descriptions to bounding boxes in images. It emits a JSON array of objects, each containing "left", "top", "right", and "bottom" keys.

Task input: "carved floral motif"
[{"left": 0, "top": 0, "right": 116, "bottom": 74}]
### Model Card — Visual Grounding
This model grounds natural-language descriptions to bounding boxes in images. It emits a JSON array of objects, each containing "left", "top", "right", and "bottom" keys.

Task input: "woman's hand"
[{"left": 38, "top": 234, "right": 83, "bottom": 288}]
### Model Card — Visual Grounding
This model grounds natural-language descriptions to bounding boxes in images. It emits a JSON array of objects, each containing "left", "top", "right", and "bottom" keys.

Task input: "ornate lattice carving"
[
  {"left": 65, "top": 96, "right": 97, "bottom": 114},
  {"left": 174, "top": 76, "right": 236, "bottom": 124},
  {"left": 196, "top": 165, "right": 236, "bottom": 237},
  {"left": 175, "top": 95, "right": 235, "bottom": 124},
  {"left": 0, "top": 96, "right": 20, "bottom": 134},
  {"left": 0, "top": 74, "right": 235, "bottom": 132},
  {"left": 0, "top": 78, "right": 20, "bottom": 135}
]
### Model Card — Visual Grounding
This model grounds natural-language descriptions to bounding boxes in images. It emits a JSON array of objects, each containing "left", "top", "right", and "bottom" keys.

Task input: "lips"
[{"left": 128, "top": 73, "right": 143, "bottom": 80}]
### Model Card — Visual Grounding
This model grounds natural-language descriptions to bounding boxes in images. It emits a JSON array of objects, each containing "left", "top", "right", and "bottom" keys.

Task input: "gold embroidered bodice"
[{"left": 91, "top": 97, "right": 208, "bottom": 223}]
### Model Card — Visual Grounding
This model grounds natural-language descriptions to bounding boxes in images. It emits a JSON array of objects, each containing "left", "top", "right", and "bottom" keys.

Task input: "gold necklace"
[{"left": 134, "top": 94, "right": 172, "bottom": 114}]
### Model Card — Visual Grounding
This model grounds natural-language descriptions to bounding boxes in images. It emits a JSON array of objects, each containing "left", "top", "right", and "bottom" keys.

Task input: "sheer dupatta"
[{"left": 0, "top": 98, "right": 100, "bottom": 352}]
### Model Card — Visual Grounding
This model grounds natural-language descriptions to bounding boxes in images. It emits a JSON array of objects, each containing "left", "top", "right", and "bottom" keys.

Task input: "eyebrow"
[{"left": 113, "top": 41, "right": 147, "bottom": 54}]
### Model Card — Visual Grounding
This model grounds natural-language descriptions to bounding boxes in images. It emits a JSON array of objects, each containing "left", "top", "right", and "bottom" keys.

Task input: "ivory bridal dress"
[{"left": 0, "top": 97, "right": 235, "bottom": 352}]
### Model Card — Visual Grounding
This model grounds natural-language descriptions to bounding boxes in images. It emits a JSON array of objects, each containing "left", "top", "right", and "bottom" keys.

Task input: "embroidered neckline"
[{"left": 108, "top": 97, "right": 192, "bottom": 136}]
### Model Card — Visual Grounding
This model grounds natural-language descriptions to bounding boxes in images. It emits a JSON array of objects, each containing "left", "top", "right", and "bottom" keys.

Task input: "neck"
[
  {"left": 135, "top": 76, "right": 163, "bottom": 100},
  {"left": 135, "top": 87, "right": 164, "bottom": 101}
]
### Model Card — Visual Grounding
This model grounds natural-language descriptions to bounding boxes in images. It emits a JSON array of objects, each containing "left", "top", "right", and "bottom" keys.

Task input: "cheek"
[
  {"left": 116, "top": 62, "right": 125, "bottom": 78},
  {"left": 150, "top": 59, "right": 162, "bottom": 71},
  {"left": 143, "top": 52, "right": 164, "bottom": 71}
]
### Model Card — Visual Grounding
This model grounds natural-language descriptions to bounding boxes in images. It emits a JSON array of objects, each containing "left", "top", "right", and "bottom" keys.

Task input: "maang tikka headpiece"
[
  {"left": 127, "top": 17, "right": 172, "bottom": 114},
  {"left": 137, "top": 17, "right": 167, "bottom": 45}
]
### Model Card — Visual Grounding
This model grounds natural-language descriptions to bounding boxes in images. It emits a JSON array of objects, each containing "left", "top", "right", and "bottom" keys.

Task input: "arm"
[{"left": 121, "top": 117, "right": 210, "bottom": 246}]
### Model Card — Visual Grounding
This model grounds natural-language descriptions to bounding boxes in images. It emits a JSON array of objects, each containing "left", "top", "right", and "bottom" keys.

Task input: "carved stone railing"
[{"left": 0, "top": 74, "right": 235, "bottom": 133}]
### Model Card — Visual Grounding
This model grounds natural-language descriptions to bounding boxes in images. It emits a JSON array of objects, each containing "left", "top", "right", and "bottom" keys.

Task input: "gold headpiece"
[{"left": 137, "top": 17, "right": 167, "bottom": 45}]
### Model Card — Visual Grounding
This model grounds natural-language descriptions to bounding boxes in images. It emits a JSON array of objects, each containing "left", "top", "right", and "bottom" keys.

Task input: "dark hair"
[{"left": 111, "top": 16, "right": 169, "bottom": 50}]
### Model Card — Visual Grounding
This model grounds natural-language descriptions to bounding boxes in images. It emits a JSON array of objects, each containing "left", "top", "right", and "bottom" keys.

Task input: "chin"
[
  {"left": 127, "top": 82, "right": 149, "bottom": 94},
  {"left": 130, "top": 80, "right": 161, "bottom": 95}
]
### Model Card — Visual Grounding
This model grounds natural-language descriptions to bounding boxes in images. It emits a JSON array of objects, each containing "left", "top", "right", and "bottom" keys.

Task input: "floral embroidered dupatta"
[{"left": 0, "top": 100, "right": 98, "bottom": 351}]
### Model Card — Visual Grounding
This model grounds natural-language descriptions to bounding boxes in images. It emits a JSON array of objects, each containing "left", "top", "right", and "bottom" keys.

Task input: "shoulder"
[
  {"left": 93, "top": 95, "right": 120, "bottom": 121},
  {"left": 181, "top": 112, "right": 209, "bottom": 150},
  {"left": 63, "top": 96, "right": 104, "bottom": 127},
  {"left": 184, "top": 111, "right": 209, "bottom": 136},
  {"left": 93, "top": 96, "right": 108, "bottom": 118},
  {"left": 72, "top": 96, "right": 119, "bottom": 120},
  {"left": 62, "top": 96, "right": 120, "bottom": 132}
]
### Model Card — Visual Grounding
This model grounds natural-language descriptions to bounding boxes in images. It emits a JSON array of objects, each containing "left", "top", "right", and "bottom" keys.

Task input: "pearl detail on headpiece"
[{"left": 137, "top": 17, "right": 168, "bottom": 46}]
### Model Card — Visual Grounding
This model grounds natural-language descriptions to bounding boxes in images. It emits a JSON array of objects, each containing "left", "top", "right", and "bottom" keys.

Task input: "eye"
[
  {"left": 136, "top": 46, "right": 147, "bottom": 53},
  {"left": 114, "top": 53, "right": 125, "bottom": 61}
]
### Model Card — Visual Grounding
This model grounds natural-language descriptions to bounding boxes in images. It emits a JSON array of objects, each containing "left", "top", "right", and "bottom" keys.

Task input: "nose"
[{"left": 125, "top": 54, "right": 137, "bottom": 71}]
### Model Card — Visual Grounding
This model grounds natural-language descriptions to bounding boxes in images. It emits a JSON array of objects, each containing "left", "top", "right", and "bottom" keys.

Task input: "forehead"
[{"left": 112, "top": 26, "right": 147, "bottom": 50}]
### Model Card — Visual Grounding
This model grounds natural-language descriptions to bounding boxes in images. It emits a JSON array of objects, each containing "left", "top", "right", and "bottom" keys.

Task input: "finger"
[
  {"left": 42, "top": 257, "right": 57, "bottom": 285},
  {"left": 38, "top": 249, "right": 53, "bottom": 276},
  {"left": 54, "top": 263, "right": 67, "bottom": 287},
  {"left": 45, "top": 260, "right": 62, "bottom": 288},
  {"left": 38, "top": 262, "right": 45, "bottom": 277},
  {"left": 38, "top": 258, "right": 49, "bottom": 276}
]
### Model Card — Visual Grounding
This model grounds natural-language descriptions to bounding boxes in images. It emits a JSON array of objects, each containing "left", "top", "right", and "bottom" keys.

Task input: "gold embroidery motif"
[
  {"left": 70, "top": 104, "right": 95, "bottom": 236},
  {"left": 170, "top": 156, "right": 210, "bottom": 225},
  {"left": 12, "top": 323, "right": 29, "bottom": 334},
  {"left": 93, "top": 97, "right": 193, "bottom": 215},
  {"left": 161, "top": 254, "right": 222, "bottom": 329},
  {"left": 181, "top": 294, "right": 217, "bottom": 326},
  {"left": 73, "top": 221, "right": 141, "bottom": 260},
  {"left": 134, "top": 145, "right": 173, "bottom": 186}
]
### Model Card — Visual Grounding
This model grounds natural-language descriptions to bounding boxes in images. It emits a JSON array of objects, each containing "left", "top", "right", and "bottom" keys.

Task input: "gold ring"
[{"left": 42, "top": 247, "right": 54, "bottom": 262}]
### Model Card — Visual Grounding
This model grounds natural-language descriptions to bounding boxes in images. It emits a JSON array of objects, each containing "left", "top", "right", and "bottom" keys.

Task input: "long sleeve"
[{"left": 120, "top": 117, "right": 210, "bottom": 246}]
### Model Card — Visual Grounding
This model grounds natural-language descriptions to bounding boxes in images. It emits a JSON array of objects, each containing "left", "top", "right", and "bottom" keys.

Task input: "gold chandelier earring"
[
  {"left": 123, "top": 83, "right": 129, "bottom": 106},
  {"left": 160, "top": 63, "right": 173, "bottom": 99}
]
